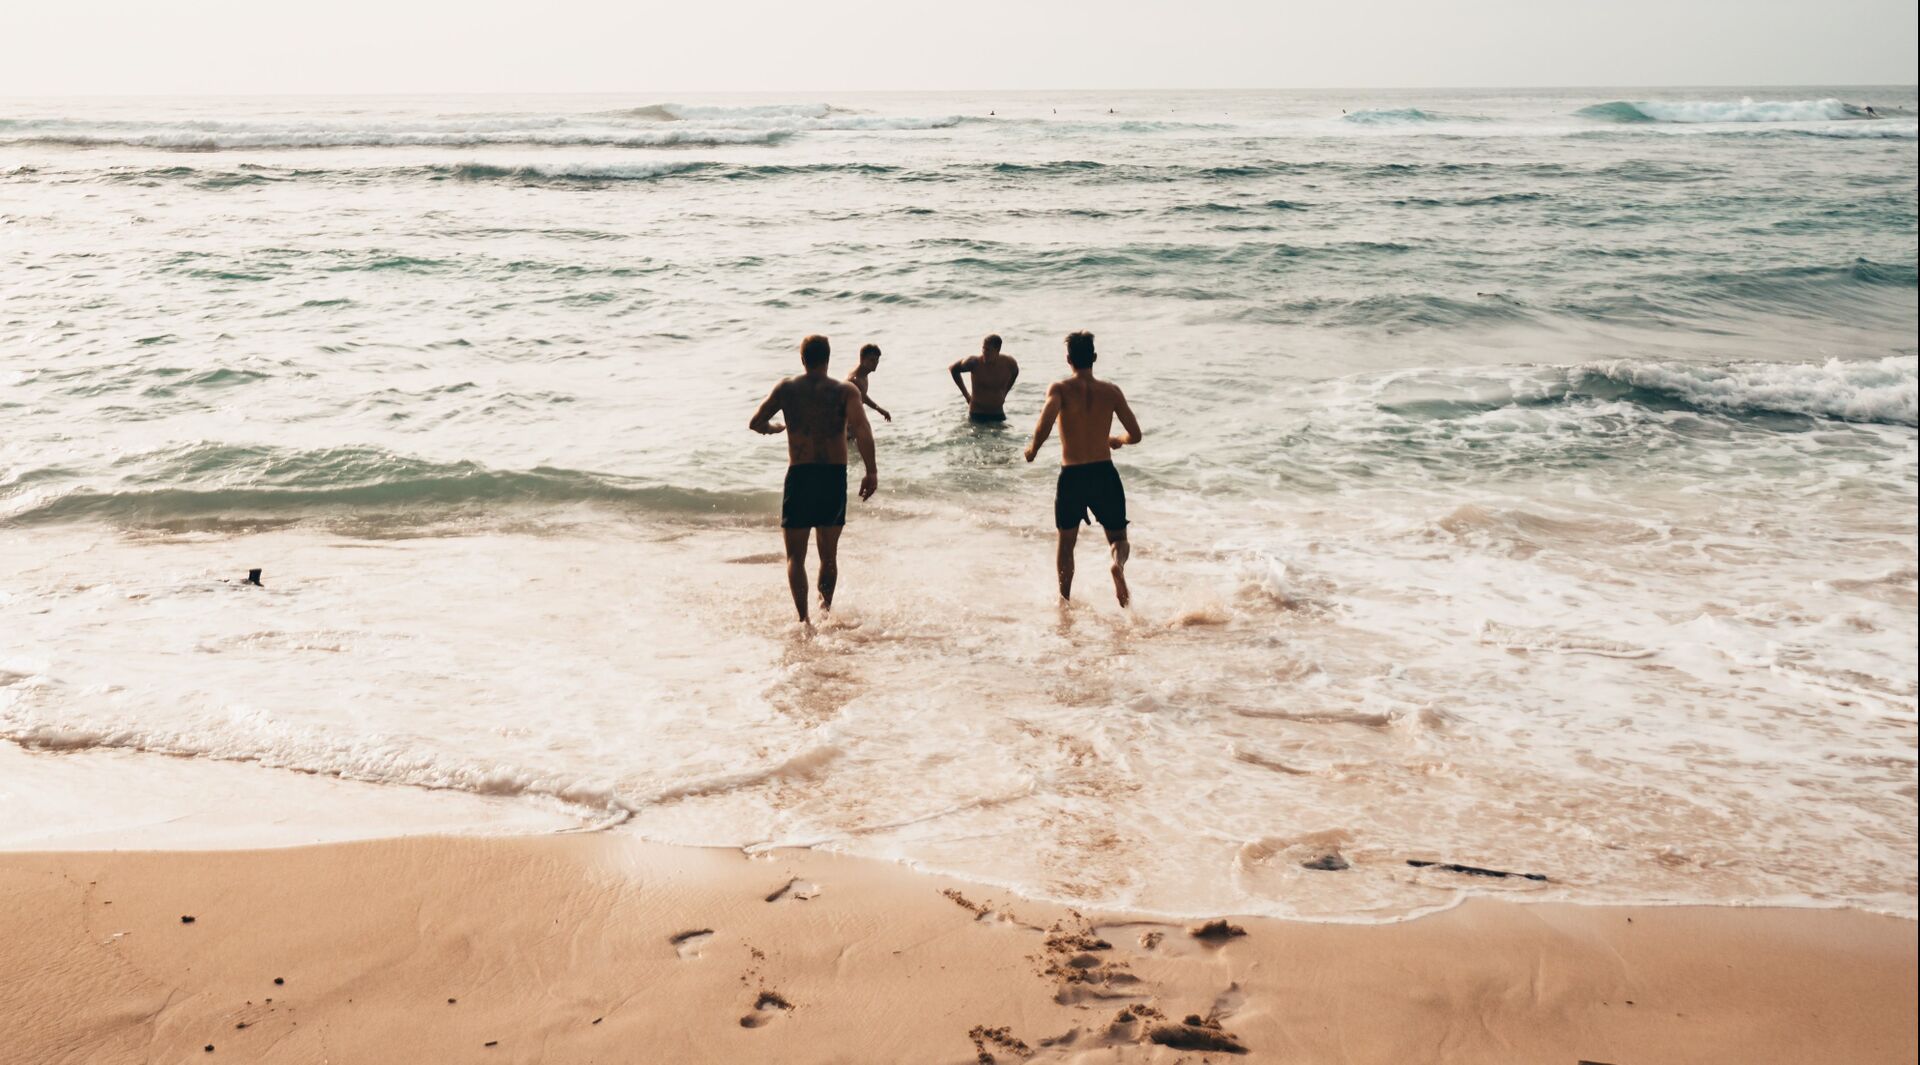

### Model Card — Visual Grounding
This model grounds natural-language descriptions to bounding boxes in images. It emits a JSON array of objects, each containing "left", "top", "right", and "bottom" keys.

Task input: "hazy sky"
[{"left": 5, "top": 0, "right": 1915, "bottom": 95}]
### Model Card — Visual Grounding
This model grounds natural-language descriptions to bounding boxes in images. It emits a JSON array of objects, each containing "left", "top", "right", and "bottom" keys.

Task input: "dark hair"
[
  {"left": 982, "top": 334, "right": 1002, "bottom": 354},
  {"left": 859, "top": 343, "right": 881, "bottom": 359},
  {"left": 1065, "top": 331, "right": 1096, "bottom": 369},
  {"left": 800, "top": 334, "right": 830, "bottom": 367}
]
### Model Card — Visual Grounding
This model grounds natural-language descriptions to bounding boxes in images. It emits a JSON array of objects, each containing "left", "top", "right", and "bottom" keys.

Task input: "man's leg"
[
  {"left": 1056, "top": 526, "right": 1078, "bottom": 601},
  {"left": 1106, "top": 528, "right": 1130, "bottom": 608},
  {"left": 783, "top": 526, "right": 811, "bottom": 623},
  {"left": 815, "top": 525, "right": 842, "bottom": 612}
]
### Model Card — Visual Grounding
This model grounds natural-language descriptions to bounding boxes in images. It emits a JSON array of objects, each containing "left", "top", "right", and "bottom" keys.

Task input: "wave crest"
[
  {"left": 0, "top": 445, "right": 773, "bottom": 529},
  {"left": 1578, "top": 97, "right": 1869, "bottom": 123},
  {"left": 1341, "top": 107, "right": 1486, "bottom": 125}
]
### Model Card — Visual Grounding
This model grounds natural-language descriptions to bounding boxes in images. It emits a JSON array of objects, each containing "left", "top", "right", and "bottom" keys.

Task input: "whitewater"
[{"left": 1, "top": 86, "right": 1915, "bottom": 922}]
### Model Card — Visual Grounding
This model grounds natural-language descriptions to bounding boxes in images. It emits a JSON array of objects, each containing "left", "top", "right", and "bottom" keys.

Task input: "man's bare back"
[
  {"left": 762, "top": 373, "right": 860, "bottom": 464},
  {"left": 1043, "top": 374, "right": 1138, "bottom": 467},
  {"left": 950, "top": 334, "right": 1019, "bottom": 420},
  {"left": 1023, "top": 331, "right": 1142, "bottom": 608},
  {"left": 749, "top": 335, "right": 878, "bottom": 624}
]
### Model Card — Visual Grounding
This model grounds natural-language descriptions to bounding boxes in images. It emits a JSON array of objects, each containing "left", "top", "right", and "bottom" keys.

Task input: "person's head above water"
[
  {"left": 1065, "top": 330, "right": 1096, "bottom": 370},
  {"left": 858, "top": 343, "right": 881, "bottom": 369},
  {"left": 982, "top": 334, "right": 1002, "bottom": 356},
  {"left": 800, "top": 334, "right": 830, "bottom": 371}
]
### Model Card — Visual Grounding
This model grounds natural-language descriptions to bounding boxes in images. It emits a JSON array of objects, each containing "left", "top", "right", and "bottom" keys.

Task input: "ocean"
[{"left": 2, "top": 87, "right": 1915, "bottom": 921}]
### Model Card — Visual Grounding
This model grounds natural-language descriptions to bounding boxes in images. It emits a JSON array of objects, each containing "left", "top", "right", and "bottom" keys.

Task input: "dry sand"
[{"left": 2, "top": 834, "right": 1913, "bottom": 1064}]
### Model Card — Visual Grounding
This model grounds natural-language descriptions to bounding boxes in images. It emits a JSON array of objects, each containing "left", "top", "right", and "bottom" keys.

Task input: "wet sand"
[{"left": 2, "top": 834, "right": 1913, "bottom": 1064}]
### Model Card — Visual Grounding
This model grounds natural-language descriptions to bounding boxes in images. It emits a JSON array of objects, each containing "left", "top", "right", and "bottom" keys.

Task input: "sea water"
[{"left": 2, "top": 88, "right": 1915, "bottom": 920}]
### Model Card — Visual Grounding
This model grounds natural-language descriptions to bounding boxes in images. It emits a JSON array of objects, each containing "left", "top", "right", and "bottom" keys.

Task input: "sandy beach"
[
  {"left": 4, "top": 67, "right": 1915, "bottom": 1065},
  {"left": 3, "top": 833, "right": 1912, "bottom": 1064}
]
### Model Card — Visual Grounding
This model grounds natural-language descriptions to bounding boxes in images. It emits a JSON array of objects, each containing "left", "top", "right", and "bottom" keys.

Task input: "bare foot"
[{"left": 1111, "top": 562, "right": 1130, "bottom": 608}]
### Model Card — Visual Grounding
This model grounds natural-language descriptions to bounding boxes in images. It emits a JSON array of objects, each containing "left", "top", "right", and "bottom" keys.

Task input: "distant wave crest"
[
  {"left": 1341, "top": 107, "right": 1487, "bottom": 125},
  {"left": 1578, "top": 97, "right": 1870, "bottom": 123},
  {"left": 0, "top": 103, "right": 962, "bottom": 151}
]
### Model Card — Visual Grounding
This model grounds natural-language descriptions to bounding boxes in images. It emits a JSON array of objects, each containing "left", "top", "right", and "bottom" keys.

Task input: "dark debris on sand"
[
  {"left": 967, "top": 1024, "right": 1032, "bottom": 1064},
  {"left": 1149, "top": 1010, "right": 1249, "bottom": 1053},
  {"left": 1189, "top": 919, "right": 1247, "bottom": 941},
  {"left": 1407, "top": 859, "right": 1547, "bottom": 881}
]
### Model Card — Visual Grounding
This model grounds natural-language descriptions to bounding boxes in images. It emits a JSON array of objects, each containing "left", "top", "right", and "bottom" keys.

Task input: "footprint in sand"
[
  {"left": 738, "top": 991, "right": 793, "bottom": 1028},
  {"left": 763, "top": 878, "right": 820, "bottom": 903},
  {"left": 670, "top": 928, "right": 714, "bottom": 960}
]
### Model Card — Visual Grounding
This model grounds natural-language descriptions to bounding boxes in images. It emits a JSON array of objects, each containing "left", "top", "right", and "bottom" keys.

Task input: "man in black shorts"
[
  {"left": 749, "top": 335, "right": 879, "bottom": 623},
  {"left": 1023, "top": 331, "right": 1143, "bottom": 607}
]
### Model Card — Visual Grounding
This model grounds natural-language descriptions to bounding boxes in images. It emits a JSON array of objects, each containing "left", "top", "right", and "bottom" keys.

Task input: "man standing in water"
[
  {"left": 1024, "top": 331, "right": 1142, "bottom": 607},
  {"left": 847, "top": 343, "right": 891, "bottom": 426},
  {"left": 749, "top": 335, "right": 879, "bottom": 624},
  {"left": 949, "top": 334, "right": 1020, "bottom": 422}
]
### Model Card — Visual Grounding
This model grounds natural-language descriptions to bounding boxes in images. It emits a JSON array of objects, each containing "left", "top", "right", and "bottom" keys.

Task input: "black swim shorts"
[
  {"left": 968, "top": 411, "right": 1007, "bottom": 424},
  {"left": 1054, "top": 460, "right": 1128, "bottom": 532},
  {"left": 782, "top": 463, "right": 848, "bottom": 529}
]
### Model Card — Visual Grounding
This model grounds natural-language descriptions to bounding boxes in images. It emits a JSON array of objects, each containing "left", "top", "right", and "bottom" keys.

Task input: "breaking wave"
[
  {"left": 1371, "top": 355, "right": 1919, "bottom": 427},
  {"left": 1341, "top": 107, "right": 1487, "bottom": 125},
  {"left": 1578, "top": 97, "right": 1872, "bottom": 123},
  {"left": 0, "top": 445, "right": 773, "bottom": 528}
]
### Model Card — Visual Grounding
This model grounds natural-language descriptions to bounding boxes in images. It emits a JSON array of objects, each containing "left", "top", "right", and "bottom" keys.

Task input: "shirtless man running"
[
  {"left": 1023, "top": 331, "right": 1143, "bottom": 607},
  {"left": 749, "top": 335, "right": 879, "bottom": 624},
  {"left": 949, "top": 334, "right": 1020, "bottom": 423}
]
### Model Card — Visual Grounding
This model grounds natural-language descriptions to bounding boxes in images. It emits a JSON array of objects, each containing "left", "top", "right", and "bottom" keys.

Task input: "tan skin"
[
  {"left": 949, "top": 342, "right": 1020, "bottom": 417},
  {"left": 1024, "top": 358, "right": 1143, "bottom": 607},
  {"left": 750, "top": 361, "right": 878, "bottom": 623},
  {"left": 847, "top": 352, "right": 890, "bottom": 424}
]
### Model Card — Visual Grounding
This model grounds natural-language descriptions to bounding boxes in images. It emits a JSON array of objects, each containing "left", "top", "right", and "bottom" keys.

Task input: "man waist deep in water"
[{"left": 950, "top": 333, "right": 1019, "bottom": 422}]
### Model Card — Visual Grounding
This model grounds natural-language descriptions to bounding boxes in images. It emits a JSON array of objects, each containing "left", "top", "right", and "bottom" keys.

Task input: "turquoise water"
[{"left": 2, "top": 89, "right": 1915, "bottom": 919}]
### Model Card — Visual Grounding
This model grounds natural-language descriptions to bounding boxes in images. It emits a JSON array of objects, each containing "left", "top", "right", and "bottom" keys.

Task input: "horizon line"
[{"left": 3, "top": 82, "right": 1916, "bottom": 100}]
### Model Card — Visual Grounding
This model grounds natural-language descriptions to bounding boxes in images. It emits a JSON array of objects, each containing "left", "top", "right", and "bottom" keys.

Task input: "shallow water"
[{"left": 2, "top": 88, "right": 1916, "bottom": 920}]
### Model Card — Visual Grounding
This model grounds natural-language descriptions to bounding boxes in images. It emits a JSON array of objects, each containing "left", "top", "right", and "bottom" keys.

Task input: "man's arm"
[
  {"left": 749, "top": 382, "right": 786, "bottom": 434},
  {"left": 1110, "top": 385, "right": 1143, "bottom": 448},
  {"left": 1023, "top": 384, "right": 1062, "bottom": 463},
  {"left": 948, "top": 357, "right": 974, "bottom": 406},
  {"left": 862, "top": 392, "right": 891, "bottom": 421},
  {"left": 1007, "top": 358, "right": 1020, "bottom": 392},
  {"left": 846, "top": 384, "right": 879, "bottom": 499}
]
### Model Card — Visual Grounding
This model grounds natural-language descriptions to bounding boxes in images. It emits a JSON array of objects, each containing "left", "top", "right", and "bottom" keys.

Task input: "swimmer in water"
[
  {"left": 949, "top": 333, "right": 1020, "bottom": 423},
  {"left": 846, "top": 343, "right": 891, "bottom": 427}
]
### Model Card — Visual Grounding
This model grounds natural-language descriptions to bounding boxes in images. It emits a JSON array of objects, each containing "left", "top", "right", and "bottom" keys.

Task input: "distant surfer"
[
  {"left": 949, "top": 334, "right": 1020, "bottom": 423},
  {"left": 1023, "top": 331, "right": 1143, "bottom": 607},
  {"left": 1864, "top": 105, "right": 1880, "bottom": 118},
  {"left": 749, "top": 335, "right": 879, "bottom": 624},
  {"left": 846, "top": 343, "right": 891, "bottom": 428}
]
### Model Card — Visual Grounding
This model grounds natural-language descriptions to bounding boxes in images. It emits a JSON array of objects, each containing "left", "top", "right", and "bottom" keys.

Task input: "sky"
[{"left": 4, "top": 0, "right": 1915, "bottom": 96}]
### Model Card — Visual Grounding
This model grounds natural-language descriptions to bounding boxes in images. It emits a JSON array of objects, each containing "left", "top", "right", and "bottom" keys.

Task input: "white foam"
[
  {"left": 1628, "top": 97, "right": 1860, "bottom": 123},
  {"left": 1592, "top": 355, "right": 1919, "bottom": 426}
]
